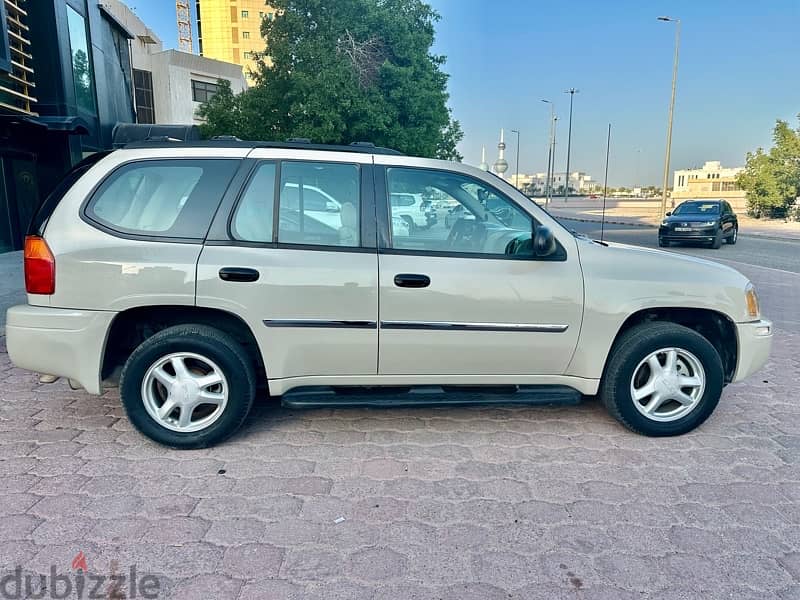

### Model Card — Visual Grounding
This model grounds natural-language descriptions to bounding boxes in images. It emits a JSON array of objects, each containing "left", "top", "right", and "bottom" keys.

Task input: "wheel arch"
[
  {"left": 602, "top": 307, "right": 738, "bottom": 384},
  {"left": 102, "top": 305, "right": 266, "bottom": 387}
]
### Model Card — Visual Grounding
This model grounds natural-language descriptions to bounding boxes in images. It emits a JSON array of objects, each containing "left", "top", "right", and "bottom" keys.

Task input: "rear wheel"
[
  {"left": 726, "top": 226, "right": 738, "bottom": 245},
  {"left": 120, "top": 324, "right": 256, "bottom": 449},
  {"left": 600, "top": 322, "right": 724, "bottom": 436},
  {"left": 401, "top": 215, "right": 416, "bottom": 234}
]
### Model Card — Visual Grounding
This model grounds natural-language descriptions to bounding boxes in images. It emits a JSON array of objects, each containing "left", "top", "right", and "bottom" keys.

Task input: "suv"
[
  {"left": 390, "top": 192, "right": 437, "bottom": 232},
  {"left": 7, "top": 141, "right": 772, "bottom": 448},
  {"left": 659, "top": 199, "right": 738, "bottom": 249}
]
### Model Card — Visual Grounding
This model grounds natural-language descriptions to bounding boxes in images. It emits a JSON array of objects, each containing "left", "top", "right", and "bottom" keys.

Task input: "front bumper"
[
  {"left": 5, "top": 305, "right": 116, "bottom": 394},
  {"left": 732, "top": 319, "right": 773, "bottom": 382},
  {"left": 659, "top": 225, "right": 717, "bottom": 242}
]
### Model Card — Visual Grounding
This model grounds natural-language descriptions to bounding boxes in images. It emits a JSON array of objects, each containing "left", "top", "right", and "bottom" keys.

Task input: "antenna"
[
  {"left": 176, "top": 0, "right": 193, "bottom": 53},
  {"left": 600, "top": 123, "right": 612, "bottom": 244}
]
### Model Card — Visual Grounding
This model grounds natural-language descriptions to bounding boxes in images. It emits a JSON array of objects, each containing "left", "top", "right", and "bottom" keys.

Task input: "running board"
[{"left": 281, "top": 385, "right": 582, "bottom": 409}]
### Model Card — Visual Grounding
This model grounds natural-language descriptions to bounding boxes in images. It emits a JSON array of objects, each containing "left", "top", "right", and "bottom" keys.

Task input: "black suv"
[{"left": 659, "top": 199, "right": 738, "bottom": 249}]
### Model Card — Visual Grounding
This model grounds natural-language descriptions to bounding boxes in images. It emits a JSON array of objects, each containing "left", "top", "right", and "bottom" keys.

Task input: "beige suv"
[{"left": 6, "top": 140, "right": 772, "bottom": 448}]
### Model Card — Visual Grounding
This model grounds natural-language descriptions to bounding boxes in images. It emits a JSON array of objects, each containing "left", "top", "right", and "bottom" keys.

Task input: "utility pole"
[
  {"left": 563, "top": 88, "right": 579, "bottom": 201},
  {"left": 658, "top": 16, "right": 681, "bottom": 215},
  {"left": 511, "top": 129, "right": 521, "bottom": 189}
]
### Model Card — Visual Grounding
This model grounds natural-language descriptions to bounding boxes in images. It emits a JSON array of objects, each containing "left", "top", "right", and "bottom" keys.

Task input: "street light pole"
[
  {"left": 658, "top": 16, "right": 681, "bottom": 215},
  {"left": 511, "top": 129, "right": 521, "bottom": 189},
  {"left": 563, "top": 88, "right": 579, "bottom": 201},
  {"left": 541, "top": 99, "right": 555, "bottom": 207}
]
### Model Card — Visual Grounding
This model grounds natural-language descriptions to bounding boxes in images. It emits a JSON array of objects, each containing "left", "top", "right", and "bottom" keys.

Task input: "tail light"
[{"left": 24, "top": 236, "right": 55, "bottom": 295}]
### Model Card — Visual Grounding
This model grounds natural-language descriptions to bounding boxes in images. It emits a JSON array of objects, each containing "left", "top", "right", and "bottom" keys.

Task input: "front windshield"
[{"left": 673, "top": 201, "right": 720, "bottom": 215}]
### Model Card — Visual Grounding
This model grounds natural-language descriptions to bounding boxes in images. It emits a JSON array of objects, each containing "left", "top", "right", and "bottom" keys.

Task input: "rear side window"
[
  {"left": 85, "top": 159, "right": 238, "bottom": 239},
  {"left": 231, "top": 162, "right": 276, "bottom": 243}
]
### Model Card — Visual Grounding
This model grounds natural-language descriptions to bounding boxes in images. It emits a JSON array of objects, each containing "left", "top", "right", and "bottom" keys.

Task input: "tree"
[
  {"left": 198, "top": 0, "right": 463, "bottom": 160},
  {"left": 737, "top": 117, "right": 800, "bottom": 218}
]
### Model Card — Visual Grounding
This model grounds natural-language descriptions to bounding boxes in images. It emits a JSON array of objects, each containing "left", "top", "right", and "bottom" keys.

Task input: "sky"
[{"left": 128, "top": 0, "right": 800, "bottom": 186}]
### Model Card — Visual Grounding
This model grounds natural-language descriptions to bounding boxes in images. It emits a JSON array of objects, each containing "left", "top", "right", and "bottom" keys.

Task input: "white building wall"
[{"left": 673, "top": 161, "right": 743, "bottom": 192}]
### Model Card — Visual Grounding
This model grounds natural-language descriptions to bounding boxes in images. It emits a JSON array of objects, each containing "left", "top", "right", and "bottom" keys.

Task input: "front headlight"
[
  {"left": 745, "top": 283, "right": 760, "bottom": 318},
  {"left": 661, "top": 220, "right": 669, "bottom": 226},
  {"left": 700, "top": 221, "right": 717, "bottom": 227}
]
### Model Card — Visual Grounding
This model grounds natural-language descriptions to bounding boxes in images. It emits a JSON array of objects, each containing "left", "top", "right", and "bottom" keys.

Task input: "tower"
[
  {"left": 493, "top": 129, "right": 509, "bottom": 178},
  {"left": 176, "top": 0, "right": 194, "bottom": 53},
  {"left": 478, "top": 146, "right": 489, "bottom": 171}
]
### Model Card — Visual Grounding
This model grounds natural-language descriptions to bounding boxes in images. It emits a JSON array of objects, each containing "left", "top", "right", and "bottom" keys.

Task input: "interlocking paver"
[{"left": 0, "top": 250, "right": 798, "bottom": 597}]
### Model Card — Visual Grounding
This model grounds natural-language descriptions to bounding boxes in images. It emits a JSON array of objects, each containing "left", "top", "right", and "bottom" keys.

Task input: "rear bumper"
[
  {"left": 733, "top": 319, "right": 773, "bottom": 382},
  {"left": 5, "top": 305, "right": 116, "bottom": 394}
]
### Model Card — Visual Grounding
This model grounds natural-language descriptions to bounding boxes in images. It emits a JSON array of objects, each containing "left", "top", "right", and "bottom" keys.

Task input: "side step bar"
[{"left": 281, "top": 385, "right": 582, "bottom": 409}]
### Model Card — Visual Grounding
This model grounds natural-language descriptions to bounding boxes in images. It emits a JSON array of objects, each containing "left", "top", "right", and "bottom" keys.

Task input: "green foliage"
[
  {"left": 737, "top": 117, "right": 800, "bottom": 218},
  {"left": 198, "top": 0, "right": 463, "bottom": 160}
]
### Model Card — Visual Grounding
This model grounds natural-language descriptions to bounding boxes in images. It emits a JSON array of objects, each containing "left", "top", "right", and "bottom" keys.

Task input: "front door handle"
[
  {"left": 394, "top": 273, "right": 430, "bottom": 288},
  {"left": 219, "top": 267, "right": 260, "bottom": 282}
]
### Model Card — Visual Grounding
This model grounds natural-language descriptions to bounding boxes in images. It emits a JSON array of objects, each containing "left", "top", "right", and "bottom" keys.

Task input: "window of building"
[
  {"left": 232, "top": 163, "right": 276, "bottom": 242},
  {"left": 242, "top": 31, "right": 250, "bottom": 39},
  {"left": 241, "top": 10, "right": 249, "bottom": 18},
  {"left": 278, "top": 162, "right": 361, "bottom": 248},
  {"left": 86, "top": 160, "right": 239, "bottom": 239},
  {"left": 133, "top": 69, "right": 155, "bottom": 124},
  {"left": 0, "top": 0, "right": 11, "bottom": 73},
  {"left": 66, "top": 6, "right": 96, "bottom": 113},
  {"left": 191, "top": 79, "right": 221, "bottom": 103}
]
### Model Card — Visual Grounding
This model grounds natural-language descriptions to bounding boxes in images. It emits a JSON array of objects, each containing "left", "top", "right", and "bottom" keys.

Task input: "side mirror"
[
  {"left": 533, "top": 226, "right": 557, "bottom": 258},
  {"left": 326, "top": 200, "right": 340, "bottom": 213},
  {"left": 665, "top": 211, "right": 672, "bottom": 216}
]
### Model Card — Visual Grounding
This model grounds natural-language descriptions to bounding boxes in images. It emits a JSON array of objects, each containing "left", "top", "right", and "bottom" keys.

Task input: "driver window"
[{"left": 386, "top": 167, "right": 534, "bottom": 257}]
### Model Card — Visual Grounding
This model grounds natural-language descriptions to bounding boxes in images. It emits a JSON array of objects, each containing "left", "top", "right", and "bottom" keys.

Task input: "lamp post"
[
  {"left": 658, "top": 15, "right": 681, "bottom": 215},
  {"left": 541, "top": 99, "right": 556, "bottom": 207},
  {"left": 510, "top": 129, "right": 521, "bottom": 189},
  {"left": 563, "top": 88, "right": 579, "bottom": 201}
]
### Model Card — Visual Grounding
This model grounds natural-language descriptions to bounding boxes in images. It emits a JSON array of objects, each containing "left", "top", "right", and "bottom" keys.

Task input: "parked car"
[
  {"left": 390, "top": 192, "right": 437, "bottom": 231},
  {"left": 7, "top": 140, "right": 771, "bottom": 448},
  {"left": 659, "top": 199, "right": 738, "bottom": 249}
]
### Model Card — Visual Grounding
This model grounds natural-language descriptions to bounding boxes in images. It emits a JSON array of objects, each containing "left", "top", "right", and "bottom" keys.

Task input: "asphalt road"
[
  {"left": 559, "top": 218, "right": 800, "bottom": 274},
  {"left": 558, "top": 217, "right": 800, "bottom": 334}
]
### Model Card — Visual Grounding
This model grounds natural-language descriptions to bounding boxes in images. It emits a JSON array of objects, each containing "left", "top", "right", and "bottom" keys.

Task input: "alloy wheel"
[{"left": 629, "top": 347, "right": 706, "bottom": 422}]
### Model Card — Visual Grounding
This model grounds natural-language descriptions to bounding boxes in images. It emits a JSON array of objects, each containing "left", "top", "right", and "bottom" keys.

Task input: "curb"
[{"left": 551, "top": 215, "right": 800, "bottom": 242}]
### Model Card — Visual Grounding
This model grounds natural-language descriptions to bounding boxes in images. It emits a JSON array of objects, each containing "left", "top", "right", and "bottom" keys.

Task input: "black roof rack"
[{"left": 122, "top": 137, "right": 404, "bottom": 156}]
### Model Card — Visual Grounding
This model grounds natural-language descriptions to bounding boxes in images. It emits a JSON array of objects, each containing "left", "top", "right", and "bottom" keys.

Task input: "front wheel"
[
  {"left": 710, "top": 229, "right": 723, "bottom": 249},
  {"left": 658, "top": 237, "right": 670, "bottom": 248},
  {"left": 120, "top": 324, "right": 256, "bottom": 449},
  {"left": 600, "top": 322, "right": 724, "bottom": 436}
]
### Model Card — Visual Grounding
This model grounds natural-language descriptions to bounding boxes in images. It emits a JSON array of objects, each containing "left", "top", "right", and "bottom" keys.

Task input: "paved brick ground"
[{"left": 0, "top": 328, "right": 798, "bottom": 599}]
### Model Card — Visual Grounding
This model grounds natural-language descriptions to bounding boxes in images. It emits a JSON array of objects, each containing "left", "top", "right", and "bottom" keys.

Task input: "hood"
[
  {"left": 663, "top": 213, "right": 719, "bottom": 224},
  {"left": 575, "top": 237, "right": 753, "bottom": 323}
]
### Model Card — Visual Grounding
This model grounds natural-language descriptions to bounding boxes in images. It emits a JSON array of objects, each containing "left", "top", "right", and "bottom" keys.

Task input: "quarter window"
[
  {"left": 232, "top": 163, "right": 276, "bottom": 242},
  {"left": 278, "top": 162, "right": 361, "bottom": 247},
  {"left": 386, "top": 167, "right": 535, "bottom": 257},
  {"left": 86, "top": 160, "right": 238, "bottom": 238}
]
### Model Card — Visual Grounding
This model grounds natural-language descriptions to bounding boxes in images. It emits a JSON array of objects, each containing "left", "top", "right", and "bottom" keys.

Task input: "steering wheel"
[{"left": 447, "top": 218, "right": 486, "bottom": 251}]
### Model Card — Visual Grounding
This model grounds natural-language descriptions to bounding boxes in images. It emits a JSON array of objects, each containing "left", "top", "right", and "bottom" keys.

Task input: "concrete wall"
[{"left": 151, "top": 50, "right": 246, "bottom": 125}]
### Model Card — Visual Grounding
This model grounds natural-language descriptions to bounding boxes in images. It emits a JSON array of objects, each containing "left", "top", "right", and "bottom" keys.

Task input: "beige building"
[
  {"left": 196, "top": 0, "right": 275, "bottom": 83},
  {"left": 673, "top": 161, "right": 746, "bottom": 209}
]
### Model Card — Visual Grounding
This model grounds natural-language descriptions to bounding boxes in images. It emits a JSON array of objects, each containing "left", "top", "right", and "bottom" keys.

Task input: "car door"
[
  {"left": 374, "top": 157, "right": 584, "bottom": 377},
  {"left": 196, "top": 150, "right": 379, "bottom": 384}
]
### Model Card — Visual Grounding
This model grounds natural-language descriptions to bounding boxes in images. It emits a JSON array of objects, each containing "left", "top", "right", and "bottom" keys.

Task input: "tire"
[
  {"left": 600, "top": 322, "right": 724, "bottom": 437},
  {"left": 401, "top": 215, "right": 415, "bottom": 234},
  {"left": 726, "top": 226, "right": 738, "bottom": 245},
  {"left": 710, "top": 229, "right": 723, "bottom": 249},
  {"left": 120, "top": 324, "right": 257, "bottom": 449},
  {"left": 658, "top": 237, "right": 670, "bottom": 248}
]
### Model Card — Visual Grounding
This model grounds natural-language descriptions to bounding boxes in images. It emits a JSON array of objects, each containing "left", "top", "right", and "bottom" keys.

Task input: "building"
[
  {"left": 510, "top": 171, "right": 597, "bottom": 195},
  {"left": 196, "top": 0, "right": 275, "bottom": 84},
  {"left": 672, "top": 161, "right": 746, "bottom": 209},
  {"left": 0, "top": 0, "right": 137, "bottom": 252},
  {"left": 101, "top": 0, "right": 247, "bottom": 126}
]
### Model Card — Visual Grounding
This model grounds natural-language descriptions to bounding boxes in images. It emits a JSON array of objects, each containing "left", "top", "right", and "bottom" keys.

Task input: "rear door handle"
[
  {"left": 394, "top": 273, "right": 430, "bottom": 288},
  {"left": 219, "top": 267, "right": 260, "bottom": 282}
]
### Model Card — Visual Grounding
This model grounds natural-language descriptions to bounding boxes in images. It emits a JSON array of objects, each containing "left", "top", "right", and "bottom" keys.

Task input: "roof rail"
[{"left": 122, "top": 138, "right": 404, "bottom": 155}]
